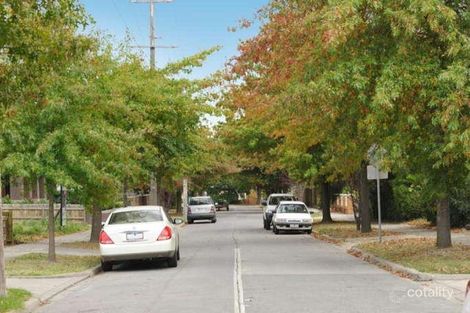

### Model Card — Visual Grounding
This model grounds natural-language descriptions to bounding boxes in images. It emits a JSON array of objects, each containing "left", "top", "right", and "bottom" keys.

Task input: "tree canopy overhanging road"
[{"left": 0, "top": 0, "right": 468, "bottom": 311}]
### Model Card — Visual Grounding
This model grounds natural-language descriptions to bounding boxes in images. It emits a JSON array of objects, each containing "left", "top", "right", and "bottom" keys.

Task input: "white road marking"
[{"left": 234, "top": 247, "right": 246, "bottom": 313}]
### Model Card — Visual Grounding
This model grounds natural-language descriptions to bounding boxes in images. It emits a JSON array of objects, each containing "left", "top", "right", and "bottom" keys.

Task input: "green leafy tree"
[{"left": 223, "top": 0, "right": 469, "bottom": 245}]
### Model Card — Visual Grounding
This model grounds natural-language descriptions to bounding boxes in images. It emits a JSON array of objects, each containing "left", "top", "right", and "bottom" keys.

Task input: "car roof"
[
  {"left": 268, "top": 193, "right": 294, "bottom": 197},
  {"left": 111, "top": 206, "right": 164, "bottom": 213},
  {"left": 278, "top": 201, "right": 306, "bottom": 205}
]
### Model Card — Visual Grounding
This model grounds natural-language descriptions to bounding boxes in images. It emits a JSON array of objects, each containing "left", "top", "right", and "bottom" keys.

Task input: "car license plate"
[
  {"left": 290, "top": 224, "right": 299, "bottom": 228},
  {"left": 126, "top": 232, "right": 144, "bottom": 241}
]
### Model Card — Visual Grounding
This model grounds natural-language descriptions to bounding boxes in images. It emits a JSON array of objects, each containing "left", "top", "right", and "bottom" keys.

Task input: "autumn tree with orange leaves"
[{"left": 221, "top": 0, "right": 469, "bottom": 247}]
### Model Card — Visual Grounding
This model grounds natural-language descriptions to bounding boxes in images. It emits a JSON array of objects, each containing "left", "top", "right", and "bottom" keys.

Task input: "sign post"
[
  {"left": 375, "top": 165, "right": 382, "bottom": 243},
  {"left": 367, "top": 145, "right": 388, "bottom": 243},
  {"left": 367, "top": 165, "right": 387, "bottom": 243}
]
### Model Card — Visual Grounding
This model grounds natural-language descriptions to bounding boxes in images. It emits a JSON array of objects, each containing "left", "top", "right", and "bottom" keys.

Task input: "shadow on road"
[{"left": 111, "top": 259, "right": 172, "bottom": 272}]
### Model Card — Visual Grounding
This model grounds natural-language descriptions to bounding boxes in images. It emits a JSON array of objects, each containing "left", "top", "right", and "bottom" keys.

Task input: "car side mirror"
[
  {"left": 173, "top": 218, "right": 184, "bottom": 225},
  {"left": 101, "top": 222, "right": 105, "bottom": 228},
  {"left": 261, "top": 200, "right": 267, "bottom": 206}
]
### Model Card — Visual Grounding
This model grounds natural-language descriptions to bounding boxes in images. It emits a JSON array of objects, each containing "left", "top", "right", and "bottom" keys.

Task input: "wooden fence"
[{"left": 1, "top": 204, "right": 86, "bottom": 222}]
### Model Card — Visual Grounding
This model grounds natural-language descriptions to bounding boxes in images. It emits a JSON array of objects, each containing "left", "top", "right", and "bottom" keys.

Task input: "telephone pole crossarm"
[{"left": 130, "top": 0, "right": 174, "bottom": 69}]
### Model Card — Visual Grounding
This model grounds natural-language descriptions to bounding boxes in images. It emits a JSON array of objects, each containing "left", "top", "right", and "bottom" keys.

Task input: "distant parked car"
[
  {"left": 187, "top": 196, "right": 217, "bottom": 224},
  {"left": 214, "top": 199, "right": 229, "bottom": 211},
  {"left": 262, "top": 193, "right": 296, "bottom": 230},
  {"left": 99, "top": 206, "right": 183, "bottom": 271},
  {"left": 272, "top": 201, "right": 313, "bottom": 234}
]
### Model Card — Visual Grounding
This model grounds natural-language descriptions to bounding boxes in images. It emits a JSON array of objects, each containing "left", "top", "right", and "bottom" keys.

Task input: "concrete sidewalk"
[
  {"left": 330, "top": 212, "right": 470, "bottom": 246},
  {"left": 4, "top": 230, "right": 100, "bottom": 312},
  {"left": 10, "top": 267, "right": 101, "bottom": 313},
  {"left": 326, "top": 212, "right": 470, "bottom": 304},
  {"left": 4, "top": 231, "right": 98, "bottom": 260}
]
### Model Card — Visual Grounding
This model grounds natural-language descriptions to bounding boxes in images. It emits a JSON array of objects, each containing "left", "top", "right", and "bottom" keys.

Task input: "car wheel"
[
  {"left": 263, "top": 219, "right": 267, "bottom": 229},
  {"left": 211, "top": 218, "right": 217, "bottom": 223},
  {"left": 168, "top": 251, "right": 178, "bottom": 268},
  {"left": 177, "top": 248, "right": 181, "bottom": 260},
  {"left": 101, "top": 261, "right": 112, "bottom": 272},
  {"left": 306, "top": 230, "right": 312, "bottom": 235},
  {"left": 188, "top": 219, "right": 193, "bottom": 224},
  {"left": 273, "top": 226, "right": 279, "bottom": 235},
  {"left": 266, "top": 221, "right": 271, "bottom": 230},
  {"left": 226, "top": 205, "right": 229, "bottom": 211}
]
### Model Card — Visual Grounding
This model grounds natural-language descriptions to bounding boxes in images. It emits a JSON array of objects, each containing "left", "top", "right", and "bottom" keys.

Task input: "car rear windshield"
[
  {"left": 189, "top": 198, "right": 213, "bottom": 205},
  {"left": 277, "top": 204, "right": 308, "bottom": 214},
  {"left": 109, "top": 210, "right": 163, "bottom": 225},
  {"left": 269, "top": 196, "right": 295, "bottom": 205}
]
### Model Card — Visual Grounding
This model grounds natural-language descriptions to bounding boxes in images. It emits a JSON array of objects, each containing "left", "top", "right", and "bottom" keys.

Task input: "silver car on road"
[{"left": 187, "top": 196, "right": 217, "bottom": 224}]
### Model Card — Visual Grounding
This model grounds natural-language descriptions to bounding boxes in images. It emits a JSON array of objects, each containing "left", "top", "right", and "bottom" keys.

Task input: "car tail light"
[
  {"left": 188, "top": 207, "right": 192, "bottom": 214},
  {"left": 99, "top": 230, "right": 114, "bottom": 244},
  {"left": 157, "top": 226, "right": 172, "bottom": 241}
]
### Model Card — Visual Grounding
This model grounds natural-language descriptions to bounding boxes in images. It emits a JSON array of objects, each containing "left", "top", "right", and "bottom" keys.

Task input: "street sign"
[
  {"left": 367, "top": 164, "right": 388, "bottom": 244},
  {"left": 367, "top": 165, "right": 388, "bottom": 180}
]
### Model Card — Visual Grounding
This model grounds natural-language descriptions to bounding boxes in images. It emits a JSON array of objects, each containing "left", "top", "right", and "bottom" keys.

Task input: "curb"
[
  {"left": 431, "top": 274, "right": 470, "bottom": 281},
  {"left": 313, "top": 231, "right": 470, "bottom": 284},
  {"left": 347, "top": 246, "right": 433, "bottom": 282},
  {"left": 21, "top": 265, "right": 102, "bottom": 313},
  {"left": 311, "top": 231, "right": 343, "bottom": 245}
]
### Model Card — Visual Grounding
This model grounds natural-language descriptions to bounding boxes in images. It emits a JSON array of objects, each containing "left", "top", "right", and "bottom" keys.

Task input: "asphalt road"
[{"left": 37, "top": 205, "right": 461, "bottom": 313}]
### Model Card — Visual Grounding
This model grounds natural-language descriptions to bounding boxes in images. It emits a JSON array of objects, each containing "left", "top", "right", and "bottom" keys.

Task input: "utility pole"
[
  {"left": 0, "top": 174, "right": 6, "bottom": 296},
  {"left": 182, "top": 178, "right": 188, "bottom": 223},
  {"left": 131, "top": 0, "right": 176, "bottom": 206},
  {"left": 130, "top": 0, "right": 175, "bottom": 69},
  {"left": 149, "top": 0, "right": 156, "bottom": 69}
]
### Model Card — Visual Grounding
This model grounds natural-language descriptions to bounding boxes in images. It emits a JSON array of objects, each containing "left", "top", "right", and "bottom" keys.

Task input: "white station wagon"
[
  {"left": 272, "top": 201, "right": 313, "bottom": 234},
  {"left": 99, "top": 206, "right": 183, "bottom": 271}
]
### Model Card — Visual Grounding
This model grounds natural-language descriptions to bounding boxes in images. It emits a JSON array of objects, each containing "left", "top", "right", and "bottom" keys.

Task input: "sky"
[{"left": 79, "top": 0, "right": 269, "bottom": 78}]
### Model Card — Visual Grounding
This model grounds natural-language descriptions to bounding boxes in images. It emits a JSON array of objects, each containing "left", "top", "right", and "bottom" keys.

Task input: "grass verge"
[
  {"left": 13, "top": 220, "right": 90, "bottom": 243},
  {"left": 358, "top": 238, "right": 470, "bottom": 274},
  {"left": 407, "top": 218, "right": 433, "bottom": 229},
  {"left": 6, "top": 253, "right": 100, "bottom": 277},
  {"left": 0, "top": 288, "right": 31, "bottom": 312},
  {"left": 60, "top": 241, "right": 99, "bottom": 250},
  {"left": 314, "top": 222, "right": 398, "bottom": 240}
]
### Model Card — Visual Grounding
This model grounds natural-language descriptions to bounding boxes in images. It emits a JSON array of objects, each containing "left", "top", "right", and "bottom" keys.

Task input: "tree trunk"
[
  {"left": 47, "top": 184, "right": 56, "bottom": 262},
  {"left": 157, "top": 177, "right": 164, "bottom": 207},
  {"left": 149, "top": 173, "right": 158, "bottom": 205},
  {"left": 90, "top": 204, "right": 101, "bottom": 243},
  {"left": 359, "top": 162, "right": 371, "bottom": 233},
  {"left": 320, "top": 179, "right": 333, "bottom": 223},
  {"left": 0, "top": 173, "right": 7, "bottom": 296},
  {"left": 256, "top": 186, "right": 261, "bottom": 205},
  {"left": 123, "top": 178, "right": 129, "bottom": 207},
  {"left": 176, "top": 189, "right": 182, "bottom": 215},
  {"left": 436, "top": 196, "right": 452, "bottom": 248}
]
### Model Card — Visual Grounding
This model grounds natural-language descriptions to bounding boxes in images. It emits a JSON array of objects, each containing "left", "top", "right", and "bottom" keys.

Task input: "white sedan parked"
[
  {"left": 99, "top": 206, "right": 183, "bottom": 271},
  {"left": 272, "top": 201, "right": 313, "bottom": 234}
]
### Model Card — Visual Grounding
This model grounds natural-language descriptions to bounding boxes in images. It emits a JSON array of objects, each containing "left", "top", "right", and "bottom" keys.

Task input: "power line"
[{"left": 111, "top": 0, "right": 139, "bottom": 46}]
